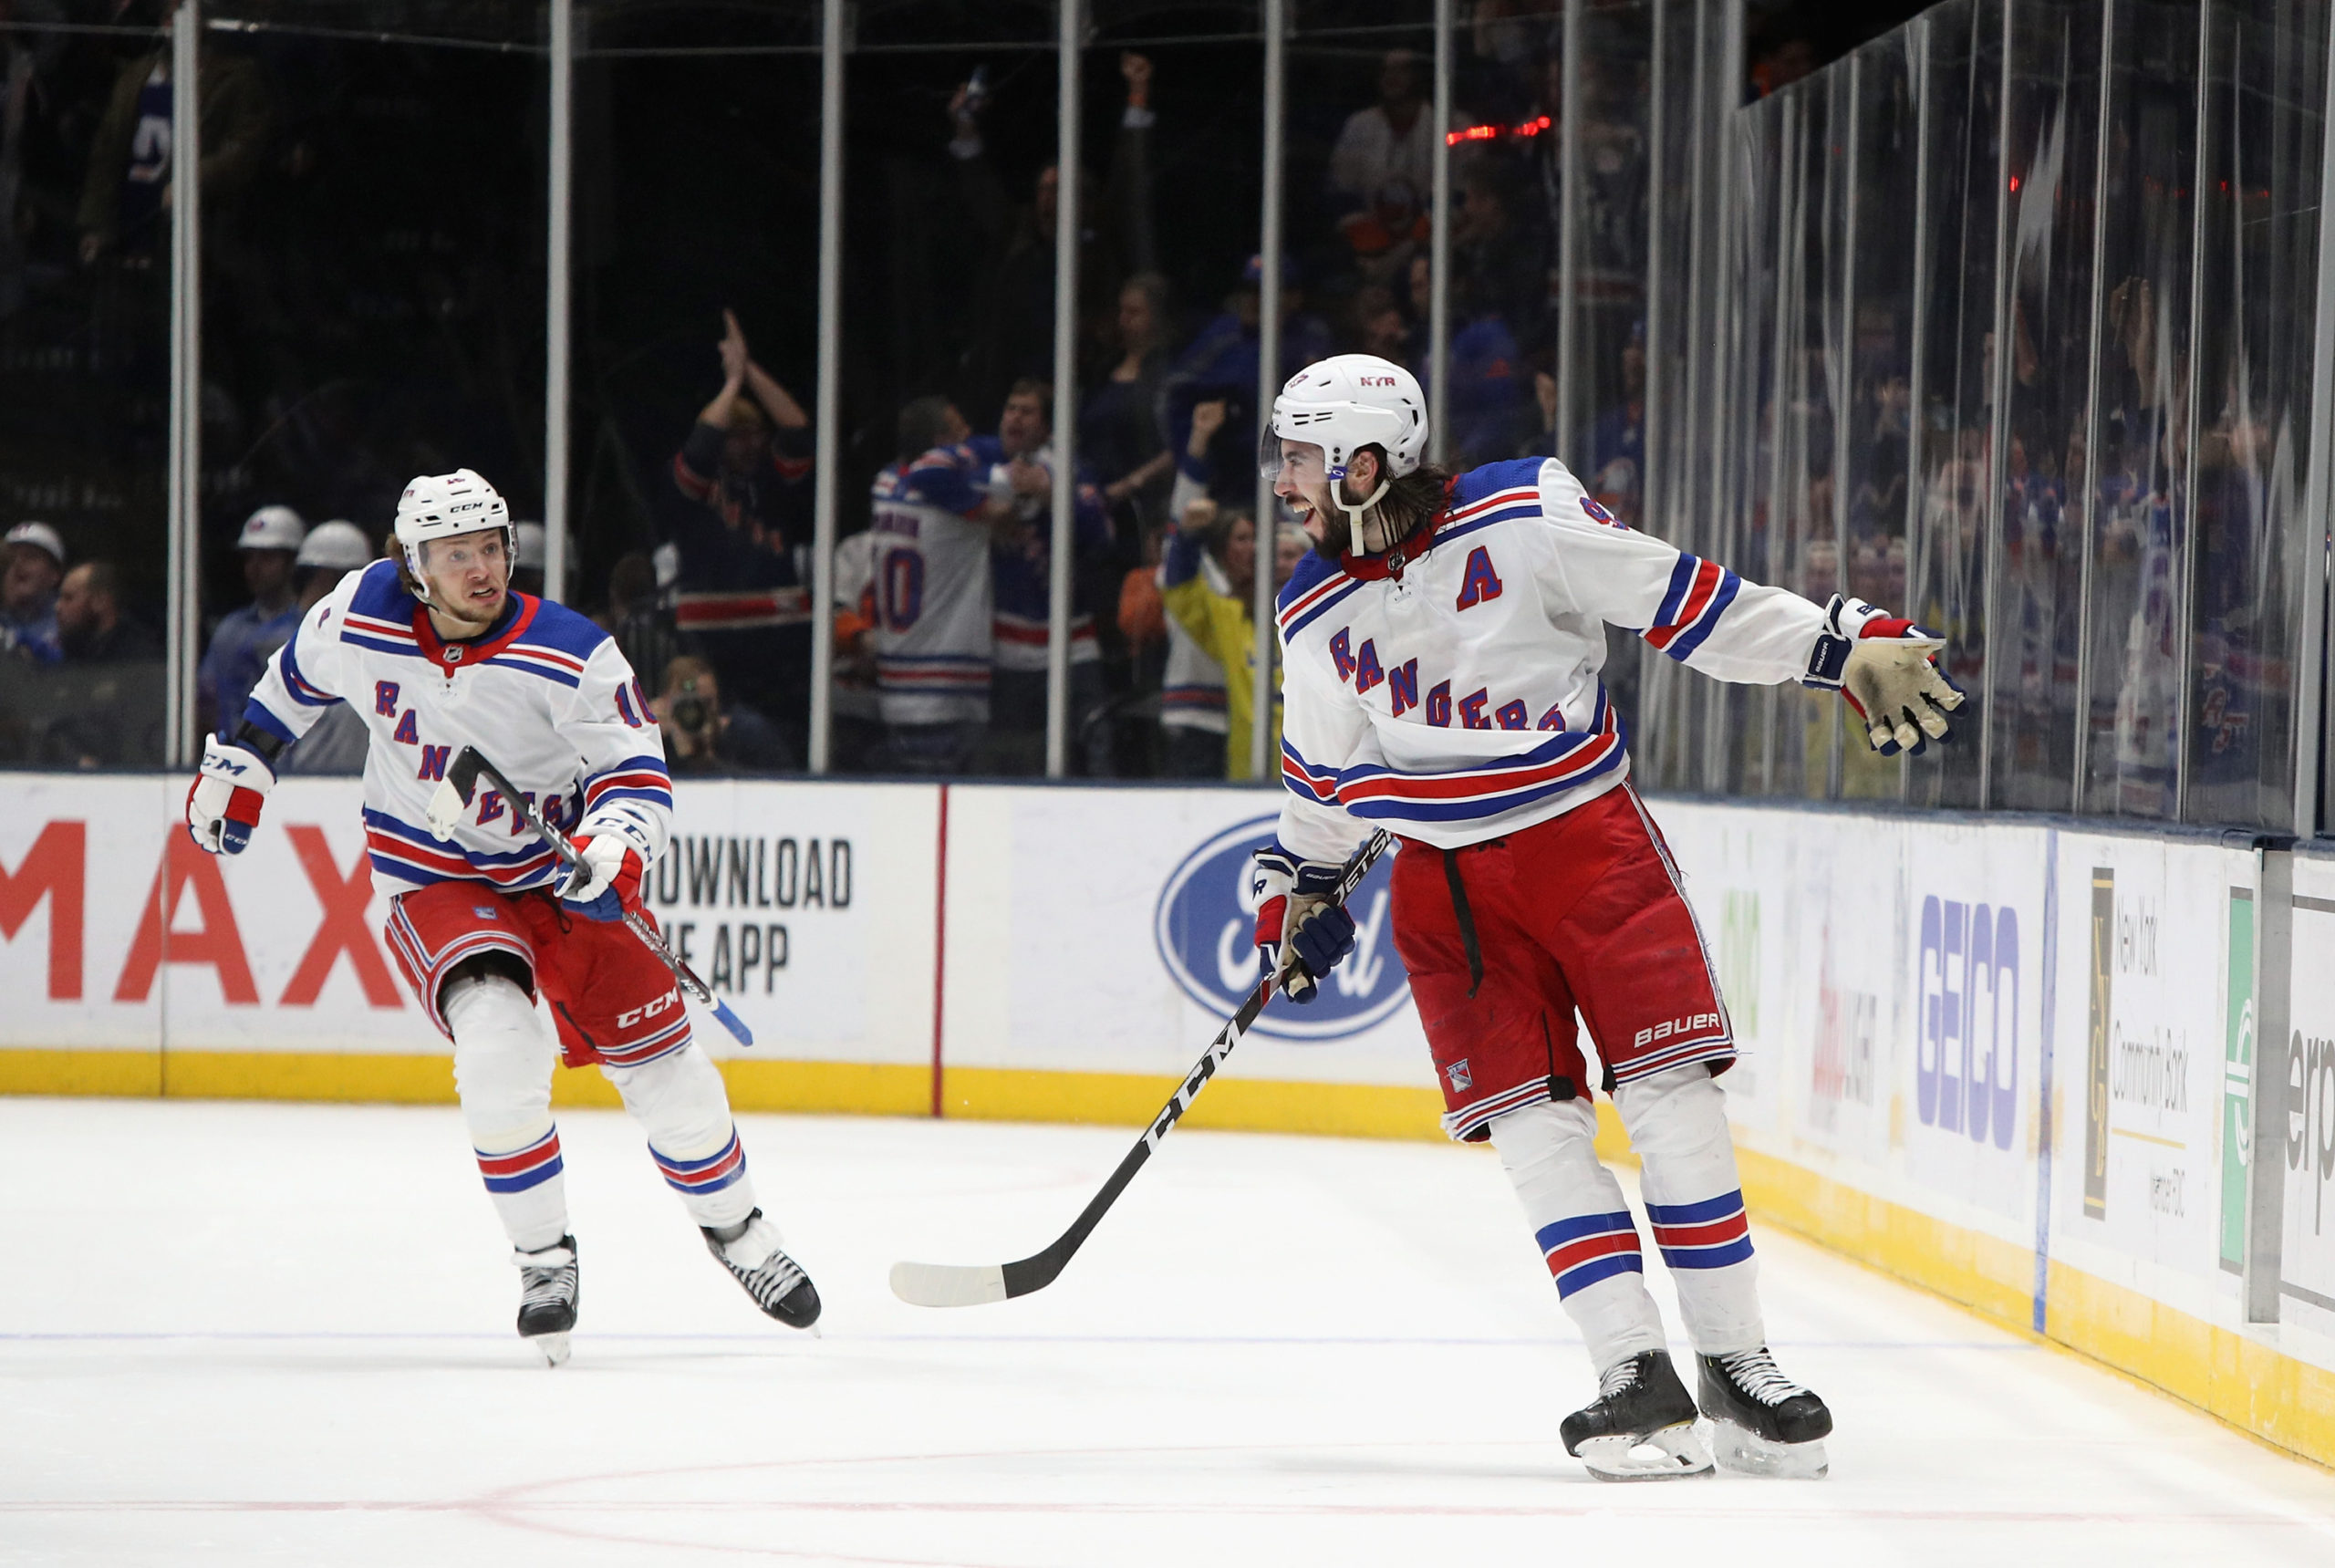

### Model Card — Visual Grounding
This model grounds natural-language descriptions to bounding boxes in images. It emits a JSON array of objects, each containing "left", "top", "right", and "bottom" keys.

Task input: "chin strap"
[{"left": 1331, "top": 472, "right": 1393, "bottom": 555}]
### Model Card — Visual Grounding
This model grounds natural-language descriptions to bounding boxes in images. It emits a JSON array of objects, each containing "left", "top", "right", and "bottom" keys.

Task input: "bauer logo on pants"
[{"left": 1152, "top": 815, "right": 1409, "bottom": 1043}]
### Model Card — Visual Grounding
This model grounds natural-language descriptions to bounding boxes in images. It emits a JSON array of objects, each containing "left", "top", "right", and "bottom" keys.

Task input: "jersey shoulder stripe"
[
  {"left": 348, "top": 560, "right": 417, "bottom": 621},
  {"left": 1448, "top": 456, "right": 1551, "bottom": 510},
  {"left": 514, "top": 597, "right": 610, "bottom": 661}
]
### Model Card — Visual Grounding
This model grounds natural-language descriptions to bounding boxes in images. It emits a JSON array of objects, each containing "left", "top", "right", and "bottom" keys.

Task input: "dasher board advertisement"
[
  {"left": 2052, "top": 832, "right": 2241, "bottom": 1285},
  {"left": 0, "top": 774, "right": 933, "bottom": 1063},
  {"left": 943, "top": 785, "right": 1436, "bottom": 1089},
  {"left": 2282, "top": 854, "right": 2335, "bottom": 1324}
]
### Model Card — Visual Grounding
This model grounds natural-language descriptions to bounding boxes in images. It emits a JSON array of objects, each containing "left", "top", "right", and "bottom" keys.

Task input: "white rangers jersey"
[
  {"left": 243, "top": 560, "right": 672, "bottom": 895},
  {"left": 1274, "top": 456, "right": 1837, "bottom": 863},
  {"left": 867, "top": 444, "right": 996, "bottom": 726}
]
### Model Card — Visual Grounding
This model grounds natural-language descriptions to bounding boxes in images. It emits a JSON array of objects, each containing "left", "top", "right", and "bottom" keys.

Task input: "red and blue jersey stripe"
[
  {"left": 1536, "top": 1210, "right": 1645, "bottom": 1298},
  {"left": 582, "top": 754, "right": 672, "bottom": 815},
  {"left": 1642, "top": 555, "right": 1743, "bottom": 661},
  {"left": 1322, "top": 696, "right": 1625, "bottom": 826},
  {"left": 651, "top": 1129, "right": 746, "bottom": 1195},
  {"left": 1645, "top": 1190, "right": 1755, "bottom": 1270},
  {"left": 476, "top": 1127, "right": 564, "bottom": 1193}
]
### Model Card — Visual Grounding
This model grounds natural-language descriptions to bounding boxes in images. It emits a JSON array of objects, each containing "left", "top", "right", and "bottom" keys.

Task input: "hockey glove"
[
  {"left": 557, "top": 831, "right": 648, "bottom": 922},
  {"left": 1805, "top": 594, "right": 1967, "bottom": 756},
  {"left": 184, "top": 734, "right": 275, "bottom": 855},
  {"left": 1252, "top": 846, "right": 1358, "bottom": 1004}
]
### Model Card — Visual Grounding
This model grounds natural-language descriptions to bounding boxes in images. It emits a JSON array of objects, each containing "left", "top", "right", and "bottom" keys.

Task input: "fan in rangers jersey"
[
  {"left": 182, "top": 469, "right": 820, "bottom": 1366},
  {"left": 1251, "top": 356, "right": 1963, "bottom": 1481}
]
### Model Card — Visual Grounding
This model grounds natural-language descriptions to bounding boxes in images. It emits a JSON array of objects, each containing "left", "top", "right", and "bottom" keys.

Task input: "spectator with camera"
[
  {"left": 667, "top": 308, "right": 816, "bottom": 763},
  {"left": 659, "top": 654, "right": 789, "bottom": 776}
]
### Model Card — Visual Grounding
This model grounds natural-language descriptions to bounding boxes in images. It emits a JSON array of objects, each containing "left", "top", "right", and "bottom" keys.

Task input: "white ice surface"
[{"left": 3, "top": 1099, "right": 2332, "bottom": 1567}]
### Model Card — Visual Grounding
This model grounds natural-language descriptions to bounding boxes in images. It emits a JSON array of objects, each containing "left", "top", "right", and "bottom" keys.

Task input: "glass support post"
[
  {"left": 2301, "top": 0, "right": 2335, "bottom": 837},
  {"left": 1980, "top": 0, "right": 2015, "bottom": 810},
  {"left": 808, "top": 0, "right": 847, "bottom": 774},
  {"left": 1429, "top": 0, "right": 1452, "bottom": 463},
  {"left": 543, "top": 0, "right": 573, "bottom": 604},
  {"left": 166, "top": 0, "right": 202, "bottom": 765},
  {"left": 1045, "top": 0, "right": 1084, "bottom": 779},
  {"left": 1251, "top": 0, "right": 1286, "bottom": 783}
]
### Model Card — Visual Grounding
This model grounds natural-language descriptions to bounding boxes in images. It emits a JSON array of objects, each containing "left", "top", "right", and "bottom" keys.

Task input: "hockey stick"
[
  {"left": 427, "top": 744, "right": 754, "bottom": 1047},
  {"left": 889, "top": 827, "right": 1394, "bottom": 1308}
]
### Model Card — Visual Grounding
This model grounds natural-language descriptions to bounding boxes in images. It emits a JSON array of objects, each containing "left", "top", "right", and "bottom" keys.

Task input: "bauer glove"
[
  {"left": 1252, "top": 846, "right": 1358, "bottom": 1004},
  {"left": 185, "top": 734, "right": 275, "bottom": 855},
  {"left": 557, "top": 829, "right": 648, "bottom": 922},
  {"left": 1805, "top": 593, "right": 1967, "bottom": 756}
]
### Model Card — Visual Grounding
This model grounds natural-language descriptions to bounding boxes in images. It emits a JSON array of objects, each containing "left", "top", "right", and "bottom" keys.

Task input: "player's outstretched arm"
[
  {"left": 1526, "top": 462, "right": 1963, "bottom": 752},
  {"left": 186, "top": 574, "right": 358, "bottom": 855}
]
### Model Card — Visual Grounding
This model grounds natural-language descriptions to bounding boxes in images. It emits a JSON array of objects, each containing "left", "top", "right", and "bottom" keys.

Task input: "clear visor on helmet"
[
  {"left": 1258, "top": 426, "right": 1329, "bottom": 485},
  {"left": 415, "top": 527, "right": 511, "bottom": 576}
]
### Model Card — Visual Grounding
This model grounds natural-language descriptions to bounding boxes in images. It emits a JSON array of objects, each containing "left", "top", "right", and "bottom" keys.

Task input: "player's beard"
[{"left": 430, "top": 580, "right": 505, "bottom": 637}]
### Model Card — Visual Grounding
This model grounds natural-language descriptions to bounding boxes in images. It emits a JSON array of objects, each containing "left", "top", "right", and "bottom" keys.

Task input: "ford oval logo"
[{"left": 1153, "top": 814, "right": 1408, "bottom": 1042}]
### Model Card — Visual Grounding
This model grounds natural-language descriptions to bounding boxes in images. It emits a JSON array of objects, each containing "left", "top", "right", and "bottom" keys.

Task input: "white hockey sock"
[
  {"left": 1614, "top": 1065, "right": 1764, "bottom": 1357},
  {"left": 445, "top": 973, "right": 569, "bottom": 1253},
  {"left": 602, "top": 1044, "right": 759, "bottom": 1231},
  {"left": 1487, "top": 1098, "right": 1668, "bottom": 1372}
]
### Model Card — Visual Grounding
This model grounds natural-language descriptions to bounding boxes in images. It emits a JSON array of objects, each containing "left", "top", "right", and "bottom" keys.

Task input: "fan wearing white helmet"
[
  {"left": 183, "top": 468, "right": 822, "bottom": 1362},
  {"left": 1251, "top": 354, "right": 1965, "bottom": 1483},
  {"left": 195, "top": 505, "right": 308, "bottom": 736}
]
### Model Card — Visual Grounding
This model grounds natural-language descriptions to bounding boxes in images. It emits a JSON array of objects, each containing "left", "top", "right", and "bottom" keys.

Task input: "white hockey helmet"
[
  {"left": 1260, "top": 354, "right": 1429, "bottom": 553},
  {"left": 237, "top": 504, "right": 307, "bottom": 553},
  {"left": 295, "top": 519, "right": 373, "bottom": 572},
  {"left": 393, "top": 468, "right": 513, "bottom": 604}
]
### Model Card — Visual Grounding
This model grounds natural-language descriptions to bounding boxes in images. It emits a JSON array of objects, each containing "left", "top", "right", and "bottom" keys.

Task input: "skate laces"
[
  {"left": 1718, "top": 1347, "right": 1807, "bottom": 1406},
  {"left": 518, "top": 1262, "right": 574, "bottom": 1311},
  {"left": 1596, "top": 1356, "right": 1645, "bottom": 1399}
]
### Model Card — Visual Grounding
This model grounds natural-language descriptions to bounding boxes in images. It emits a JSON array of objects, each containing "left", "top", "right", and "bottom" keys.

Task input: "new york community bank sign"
[{"left": 1152, "top": 815, "right": 1410, "bottom": 1042}]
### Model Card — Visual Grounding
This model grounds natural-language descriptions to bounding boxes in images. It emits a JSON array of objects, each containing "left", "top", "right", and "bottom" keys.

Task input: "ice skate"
[
  {"left": 1697, "top": 1346, "right": 1831, "bottom": 1478},
  {"left": 1561, "top": 1349, "right": 1715, "bottom": 1480},
  {"left": 704, "top": 1209, "right": 822, "bottom": 1329},
  {"left": 514, "top": 1234, "right": 579, "bottom": 1367}
]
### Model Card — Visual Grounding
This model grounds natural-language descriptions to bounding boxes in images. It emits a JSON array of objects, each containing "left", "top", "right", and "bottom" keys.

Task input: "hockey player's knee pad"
[
  {"left": 1485, "top": 1096, "right": 1603, "bottom": 1180},
  {"left": 446, "top": 972, "right": 555, "bottom": 1123},
  {"left": 604, "top": 1044, "right": 734, "bottom": 1156},
  {"left": 1611, "top": 1064, "right": 1729, "bottom": 1160}
]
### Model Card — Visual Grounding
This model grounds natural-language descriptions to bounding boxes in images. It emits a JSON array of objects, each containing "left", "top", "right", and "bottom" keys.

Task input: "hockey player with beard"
[
  {"left": 182, "top": 470, "right": 820, "bottom": 1366},
  {"left": 1252, "top": 357, "right": 1964, "bottom": 1480}
]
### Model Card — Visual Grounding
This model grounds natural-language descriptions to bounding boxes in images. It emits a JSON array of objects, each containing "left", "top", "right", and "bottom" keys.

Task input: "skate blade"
[
  {"left": 1573, "top": 1421, "right": 1715, "bottom": 1482},
  {"left": 1710, "top": 1417, "right": 1827, "bottom": 1479},
  {"left": 528, "top": 1332, "right": 571, "bottom": 1368}
]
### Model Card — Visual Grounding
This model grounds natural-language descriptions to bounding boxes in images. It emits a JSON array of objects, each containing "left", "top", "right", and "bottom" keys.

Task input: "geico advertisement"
[
  {"left": 0, "top": 774, "right": 921, "bottom": 1057},
  {"left": 942, "top": 786, "right": 1434, "bottom": 1088},
  {"left": 2282, "top": 859, "right": 2335, "bottom": 1316},
  {"left": 2057, "top": 833, "right": 2236, "bottom": 1282}
]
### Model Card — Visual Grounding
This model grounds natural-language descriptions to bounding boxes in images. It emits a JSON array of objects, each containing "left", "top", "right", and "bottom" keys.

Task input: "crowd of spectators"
[{"left": 0, "top": 8, "right": 1857, "bottom": 781}]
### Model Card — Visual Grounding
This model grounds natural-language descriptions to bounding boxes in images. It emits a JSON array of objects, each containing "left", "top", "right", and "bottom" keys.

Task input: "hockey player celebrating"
[
  {"left": 1253, "top": 357, "right": 1962, "bottom": 1480},
  {"left": 182, "top": 469, "right": 820, "bottom": 1365}
]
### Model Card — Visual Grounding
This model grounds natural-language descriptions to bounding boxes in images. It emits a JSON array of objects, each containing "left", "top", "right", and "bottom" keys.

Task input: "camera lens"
[{"left": 672, "top": 697, "right": 708, "bottom": 732}]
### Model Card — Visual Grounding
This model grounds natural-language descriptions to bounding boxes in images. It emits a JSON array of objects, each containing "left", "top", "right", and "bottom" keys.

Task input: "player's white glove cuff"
[{"left": 184, "top": 735, "right": 276, "bottom": 855}]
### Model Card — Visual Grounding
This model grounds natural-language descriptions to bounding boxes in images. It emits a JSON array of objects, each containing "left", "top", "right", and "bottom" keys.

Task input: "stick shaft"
[
  {"left": 995, "top": 829, "right": 1391, "bottom": 1297},
  {"left": 466, "top": 750, "right": 724, "bottom": 1012}
]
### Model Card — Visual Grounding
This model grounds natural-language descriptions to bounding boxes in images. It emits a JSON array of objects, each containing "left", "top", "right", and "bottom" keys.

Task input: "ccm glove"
[
  {"left": 556, "top": 829, "right": 648, "bottom": 922},
  {"left": 1252, "top": 846, "right": 1358, "bottom": 1004},
  {"left": 1806, "top": 594, "right": 1967, "bottom": 756},
  {"left": 184, "top": 734, "right": 275, "bottom": 855}
]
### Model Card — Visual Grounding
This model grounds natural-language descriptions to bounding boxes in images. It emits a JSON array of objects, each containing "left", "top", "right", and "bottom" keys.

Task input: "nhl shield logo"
[
  {"left": 1447, "top": 1058, "right": 1473, "bottom": 1093},
  {"left": 444, "top": 645, "right": 465, "bottom": 664}
]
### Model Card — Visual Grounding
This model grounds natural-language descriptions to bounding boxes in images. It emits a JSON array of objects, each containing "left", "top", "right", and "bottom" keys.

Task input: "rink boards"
[{"left": 1, "top": 774, "right": 2331, "bottom": 1467}]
